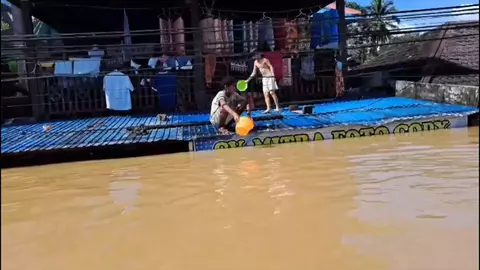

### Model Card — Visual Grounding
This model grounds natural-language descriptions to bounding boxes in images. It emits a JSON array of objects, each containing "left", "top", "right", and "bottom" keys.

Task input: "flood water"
[{"left": 2, "top": 128, "right": 479, "bottom": 270}]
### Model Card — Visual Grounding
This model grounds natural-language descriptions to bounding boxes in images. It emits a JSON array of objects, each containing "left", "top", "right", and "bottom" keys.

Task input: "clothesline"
[{"left": 2, "top": 4, "right": 477, "bottom": 41}]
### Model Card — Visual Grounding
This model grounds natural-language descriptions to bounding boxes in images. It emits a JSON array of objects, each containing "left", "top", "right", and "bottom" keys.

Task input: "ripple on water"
[{"left": 1, "top": 128, "right": 478, "bottom": 270}]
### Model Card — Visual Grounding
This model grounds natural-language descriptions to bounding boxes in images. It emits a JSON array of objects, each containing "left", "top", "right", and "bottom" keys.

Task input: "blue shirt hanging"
[
  {"left": 310, "top": 8, "right": 339, "bottom": 49},
  {"left": 152, "top": 73, "right": 177, "bottom": 113}
]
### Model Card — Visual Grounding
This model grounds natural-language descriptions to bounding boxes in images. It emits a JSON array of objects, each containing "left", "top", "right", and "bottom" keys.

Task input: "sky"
[
  {"left": 354, "top": 0, "right": 478, "bottom": 11},
  {"left": 353, "top": 0, "right": 479, "bottom": 27},
  {"left": 2, "top": 0, "right": 479, "bottom": 27}
]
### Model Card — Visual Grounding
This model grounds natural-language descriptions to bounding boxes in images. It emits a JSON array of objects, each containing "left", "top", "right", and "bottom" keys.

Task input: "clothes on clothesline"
[
  {"left": 280, "top": 58, "right": 292, "bottom": 86},
  {"left": 147, "top": 56, "right": 193, "bottom": 70},
  {"left": 300, "top": 53, "right": 315, "bottom": 81},
  {"left": 311, "top": 8, "right": 339, "bottom": 49},
  {"left": 196, "top": 16, "right": 338, "bottom": 54},
  {"left": 159, "top": 16, "right": 185, "bottom": 55},
  {"left": 151, "top": 72, "right": 177, "bottom": 112},
  {"left": 103, "top": 70, "right": 134, "bottom": 111},
  {"left": 335, "top": 61, "right": 345, "bottom": 98},
  {"left": 204, "top": 54, "right": 217, "bottom": 87},
  {"left": 73, "top": 58, "right": 101, "bottom": 76},
  {"left": 54, "top": 61, "right": 73, "bottom": 75},
  {"left": 258, "top": 20, "right": 275, "bottom": 51},
  {"left": 264, "top": 51, "right": 283, "bottom": 81}
]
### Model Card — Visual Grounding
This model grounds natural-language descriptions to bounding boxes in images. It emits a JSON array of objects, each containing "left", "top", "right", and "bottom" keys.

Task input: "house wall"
[{"left": 395, "top": 80, "right": 479, "bottom": 108}]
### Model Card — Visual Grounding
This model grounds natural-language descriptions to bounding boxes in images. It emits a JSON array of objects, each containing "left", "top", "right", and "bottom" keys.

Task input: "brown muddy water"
[{"left": 2, "top": 128, "right": 479, "bottom": 270}]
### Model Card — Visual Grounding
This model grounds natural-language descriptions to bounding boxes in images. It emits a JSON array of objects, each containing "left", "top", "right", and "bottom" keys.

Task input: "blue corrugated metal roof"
[{"left": 1, "top": 97, "right": 478, "bottom": 154}]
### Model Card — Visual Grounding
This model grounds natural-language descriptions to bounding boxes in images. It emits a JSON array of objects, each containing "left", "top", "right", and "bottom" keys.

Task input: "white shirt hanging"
[{"left": 103, "top": 71, "right": 134, "bottom": 111}]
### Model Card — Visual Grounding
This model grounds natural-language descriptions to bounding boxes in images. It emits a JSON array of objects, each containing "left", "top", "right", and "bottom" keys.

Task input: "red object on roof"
[{"left": 326, "top": 2, "right": 362, "bottom": 15}]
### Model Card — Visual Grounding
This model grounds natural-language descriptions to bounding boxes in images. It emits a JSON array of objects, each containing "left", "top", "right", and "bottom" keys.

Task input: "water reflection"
[
  {"left": 1, "top": 128, "right": 478, "bottom": 270},
  {"left": 109, "top": 167, "right": 141, "bottom": 214}
]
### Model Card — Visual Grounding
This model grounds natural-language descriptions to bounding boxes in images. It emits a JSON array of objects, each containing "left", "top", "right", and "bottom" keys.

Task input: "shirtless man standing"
[{"left": 246, "top": 52, "right": 280, "bottom": 113}]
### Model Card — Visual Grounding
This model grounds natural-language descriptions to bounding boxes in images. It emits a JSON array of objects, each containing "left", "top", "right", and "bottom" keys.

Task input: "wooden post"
[
  {"left": 12, "top": 0, "right": 45, "bottom": 120},
  {"left": 336, "top": 0, "right": 348, "bottom": 88},
  {"left": 186, "top": 0, "right": 208, "bottom": 110}
]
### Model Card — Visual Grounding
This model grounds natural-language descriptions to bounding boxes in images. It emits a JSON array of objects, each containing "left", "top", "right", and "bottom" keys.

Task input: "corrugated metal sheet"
[{"left": 2, "top": 97, "right": 478, "bottom": 154}]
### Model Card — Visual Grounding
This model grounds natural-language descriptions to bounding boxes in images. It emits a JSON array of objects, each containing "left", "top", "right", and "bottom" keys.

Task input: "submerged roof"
[{"left": 2, "top": 97, "right": 478, "bottom": 155}]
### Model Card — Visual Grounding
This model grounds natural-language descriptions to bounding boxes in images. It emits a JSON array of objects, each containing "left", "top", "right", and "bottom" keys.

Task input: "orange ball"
[{"left": 236, "top": 117, "right": 255, "bottom": 136}]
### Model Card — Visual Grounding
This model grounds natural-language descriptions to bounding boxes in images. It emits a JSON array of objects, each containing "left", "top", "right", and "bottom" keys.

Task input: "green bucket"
[{"left": 236, "top": 80, "right": 248, "bottom": 92}]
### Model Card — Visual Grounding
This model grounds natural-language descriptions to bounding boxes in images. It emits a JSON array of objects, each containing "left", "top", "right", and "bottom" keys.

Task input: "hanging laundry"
[
  {"left": 151, "top": 72, "right": 177, "bottom": 112},
  {"left": 253, "top": 22, "right": 259, "bottom": 51},
  {"left": 227, "top": 20, "right": 234, "bottom": 53},
  {"left": 173, "top": 17, "right": 185, "bottom": 55},
  {"left": 264, "top": 51, "right": 283, "bottom": 81},
  {"left": 300, "top": 54, "right": 315, "bottom": 81},
  {"left": 177, "top": 56, "right": 193, "bottom": 70},
  {"left": 311, "top": 8, "right": 339, "bottom": 49},
  {"left": 284, "top": 21, "right": 299, "bottom": 53},
  {"left": 213, "top": 19, "right": 223, "bottom": 53},
  {"left": 148, "top": 57, "right": 159, "bottom": 69},
  {"left": 273, "top": 19, "right": 287, "bottom": 52},
  {"left": 221, "top": 20, "right": 229, "bottom": 53},
  {"left": 163, "top": 57, "right": 179, "bottom": 71},
  {"left": 242, "top": 21, "right": 249, "bottom": 53},
  {"left": 204, "top": 54, "right": 217, "bottom": 87},
  {"left": 296, "top": 17, "right": 311, "bottom": 53},
  {"left": 199, "top": 17, "right": 215, "bottom": 52},
  {"left": 335, "top": 61, "right": 344, "bottom": 98},
  {"left": 73, "top": 58, "right": 101, "bottom": 76},
  {"left": 159, "top": 18, "right": 173, "bottom": 54},
  {"left": 248, "top": 22, "right": 253, "bottom": 51},
  {"left": 103, "top": 70, "right": 134, "bottom": 111},
  {"left": 130, "top": 60, "right": 141, "bottom": 74},
  {"left": 280, "top": 58, "right": 292, "bottom": 86},
  {"left": 54, "top": 61, "right": 73, "bottom": 75},
  {"left": 248, "top": 22, "right": 259, "bottom": 52},
  {"left": 123, "top": 9, "right": 132, "bottom": 60},
  {"left": 258, "top": 20, "right": 275, "bottom": 51}
]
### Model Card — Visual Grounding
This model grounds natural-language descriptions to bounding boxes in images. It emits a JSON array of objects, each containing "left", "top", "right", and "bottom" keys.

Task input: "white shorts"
[{"left": 262, "top": 77, "right": 278, "bottom": 94}]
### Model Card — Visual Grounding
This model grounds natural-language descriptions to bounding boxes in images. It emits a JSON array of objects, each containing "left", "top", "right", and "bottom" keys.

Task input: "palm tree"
[
  {"left": 346, "top": 0, "right": 400, "bottom": 62},
  {"left": 365, "top": 0, "right": 400, "bottom": 48}
]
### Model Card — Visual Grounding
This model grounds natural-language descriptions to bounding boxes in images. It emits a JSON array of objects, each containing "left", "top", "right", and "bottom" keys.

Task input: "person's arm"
[
  {"left": 265, "top": 59, "right": 275, "bottom": 77},
  {"left": 219, "top": 99, "right": 240, "bottom": 121},
  {"left": 246, "top": 61, "right": 258, "bottom": 82},
  {"left": 246, "top": 95, "right": 254, "bottom": 117}
]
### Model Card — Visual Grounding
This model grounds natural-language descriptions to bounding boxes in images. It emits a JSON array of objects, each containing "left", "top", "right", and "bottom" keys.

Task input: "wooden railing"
[
  {"left": 3, "top": 56, "right": 337, "bottom": 120},
  {"left": 40, "top": 70, "right": 195, "bottom": 118},
  {"left": 3, "top": 72, "right": 335, "bottom": 120}
]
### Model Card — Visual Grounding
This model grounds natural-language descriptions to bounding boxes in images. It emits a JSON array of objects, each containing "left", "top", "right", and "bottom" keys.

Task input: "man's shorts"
[{"left": 262, "top": 77, "right": 279, "bottom": 94}]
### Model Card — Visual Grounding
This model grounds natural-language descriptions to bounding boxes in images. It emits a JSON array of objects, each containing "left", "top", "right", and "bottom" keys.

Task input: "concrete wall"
[{"left": 395, "top": 80, "right": 479, "bottom": 108}]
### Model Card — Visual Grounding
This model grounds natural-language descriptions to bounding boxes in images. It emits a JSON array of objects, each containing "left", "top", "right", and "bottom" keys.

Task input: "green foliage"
[{"left": 346, "top": 0, "right": 401, "bottom": 63}]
